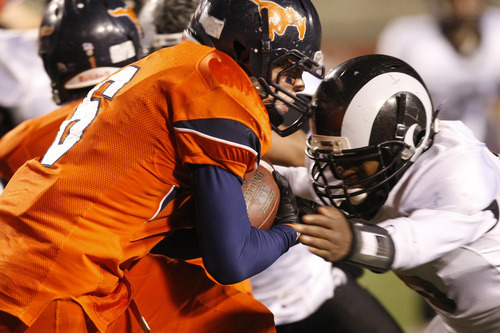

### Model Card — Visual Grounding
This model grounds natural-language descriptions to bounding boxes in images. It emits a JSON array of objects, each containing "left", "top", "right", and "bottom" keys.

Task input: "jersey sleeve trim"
[
  {"left": 174, "top": 118, "right": 261, "bottom": 157},
  {"left": 148, "top": 185, "right": 179, "bottom": 221}
]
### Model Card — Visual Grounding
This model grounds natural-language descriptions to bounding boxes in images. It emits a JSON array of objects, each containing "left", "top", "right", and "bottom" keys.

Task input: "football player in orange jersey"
[
  {"left": 0, "top": 0, "right": 265, "bottom": 331},
  {"left": 0, "top": 0, "right": 324, "bottom": 332}
]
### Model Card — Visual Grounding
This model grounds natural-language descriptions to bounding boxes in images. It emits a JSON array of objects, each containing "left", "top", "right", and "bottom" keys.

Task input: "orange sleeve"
[{"left": 172, "top": 50, "right": 272, "bottom": 178}]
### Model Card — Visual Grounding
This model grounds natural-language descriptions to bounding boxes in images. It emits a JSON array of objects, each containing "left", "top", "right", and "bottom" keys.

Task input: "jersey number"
[
  {"left": 41, "top": 66, "right": 139, "bottom": 167},
  {"left": 397, "top": 273, "right": 457, "bottom": 313}
]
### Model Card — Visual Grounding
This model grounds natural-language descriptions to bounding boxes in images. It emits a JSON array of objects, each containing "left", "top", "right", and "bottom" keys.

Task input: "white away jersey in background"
[
  {"left": 0, "top": 29, "right": 57, "bottom": 123},
  {"left": 377, "top": 8, "right": 500, "bottom": 150}
]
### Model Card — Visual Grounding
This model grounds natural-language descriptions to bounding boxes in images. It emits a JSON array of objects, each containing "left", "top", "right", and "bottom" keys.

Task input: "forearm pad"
[{"left": 344, "top": 221, "right": 395, "bottom": 273}]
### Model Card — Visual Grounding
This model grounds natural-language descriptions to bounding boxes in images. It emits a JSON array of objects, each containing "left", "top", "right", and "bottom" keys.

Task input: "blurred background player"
[
  {"left": 295, "top": 54, "right": 500, "bottom": 333},
  {"left": 138, "top": 0, "right": 201, "bottom": 57},
  {"left": 0, "top": 0, "right": 58, "bottom": 136},
  {"left": 0, "top": 0, "right": 324, "bottom": 331},
  {"left": 0, "top": 0, "right": 143, "bottom": 184},
  {"left": 377, "top": 0, "right": 500, "bottom": 152}
]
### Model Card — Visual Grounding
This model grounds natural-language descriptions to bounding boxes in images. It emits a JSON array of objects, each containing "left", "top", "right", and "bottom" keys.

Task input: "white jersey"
[
  {"left": 375, "top": 121, "right": 500, "bottom": 332},
  {"left": 0, "top": 28, "right": 58, "bottom": 123},
  {"left": 377, "top": 8, "right": 500, "bottom": 148},
  {"left": 250, "top": 243, "right": 346, "bottom": 325}
]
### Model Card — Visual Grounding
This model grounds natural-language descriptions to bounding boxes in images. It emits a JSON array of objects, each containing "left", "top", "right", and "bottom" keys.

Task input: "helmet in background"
[
  {"left": 185, "top": 0, "right": 325, "bottom": 136},
  {"left": 39, "top": 0, "right": 142, "bottom": 104},
  {"left": 307, "top": 54, "right": 438, "bottom": 219},
  {"left": 139, "top": 0, "right": 200, "bottom": 56}
]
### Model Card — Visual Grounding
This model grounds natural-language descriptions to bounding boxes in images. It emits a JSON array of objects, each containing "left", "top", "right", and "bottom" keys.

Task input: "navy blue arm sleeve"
[{"left": 191, "top": 164, "right": 297, "bottom": 285}]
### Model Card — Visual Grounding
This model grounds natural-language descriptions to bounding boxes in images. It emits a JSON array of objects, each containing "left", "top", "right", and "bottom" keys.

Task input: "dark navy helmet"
[
  {"left": 185, "top": 0, "right": 325, "bottom": 136},
  {"left": 39, "top": 0, "right": 143, "bottom": 104}
]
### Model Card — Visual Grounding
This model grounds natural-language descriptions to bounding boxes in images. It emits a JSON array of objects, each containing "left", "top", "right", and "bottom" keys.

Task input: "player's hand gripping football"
[
  {"left": 272, "top": 171, "right": 321, "bottom": 227},
  {"left": 272, "top": 170, "right": 301, "bottom": 226},
  {"left": 293, "top": 206, "right": 353, "bottom": 262}
]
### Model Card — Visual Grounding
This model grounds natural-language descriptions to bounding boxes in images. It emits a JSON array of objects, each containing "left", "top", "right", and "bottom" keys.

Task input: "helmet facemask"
[
  {"left": 308, "top": 136, "right": 411, "bottom": 220},
  {"left": 256, "top": 48, "right": 324, "bottom": 137}
]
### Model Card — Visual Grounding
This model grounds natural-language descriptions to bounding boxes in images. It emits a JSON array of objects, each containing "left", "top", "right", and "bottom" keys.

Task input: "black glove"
[
  {"left": 295, "top": 196, "right": 319, "bottom": 218},
  {"left": 272, "top": 170, "right": 300, "bottom": 225}
]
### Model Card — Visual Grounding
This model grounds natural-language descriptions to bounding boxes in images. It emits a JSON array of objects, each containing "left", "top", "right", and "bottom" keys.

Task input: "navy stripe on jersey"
[{"left": 174, "top": 118, "right": 261, "bottom": 157}]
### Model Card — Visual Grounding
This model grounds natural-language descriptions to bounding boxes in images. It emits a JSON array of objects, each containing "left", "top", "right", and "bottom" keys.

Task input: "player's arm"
[
  {"left": 377, "top": 207, "right": 498, "bottom": 270},
  {"left": 191, "top": 164, "right": 298, "bottom": 285}
]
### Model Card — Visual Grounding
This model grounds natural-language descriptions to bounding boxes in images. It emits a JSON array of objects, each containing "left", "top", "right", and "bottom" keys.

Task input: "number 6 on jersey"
[{"left": 41, "top": 66, "right": 139, "bottom": 167}]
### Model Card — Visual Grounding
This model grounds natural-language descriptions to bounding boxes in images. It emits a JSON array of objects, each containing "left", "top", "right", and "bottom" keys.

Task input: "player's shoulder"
[
  {"left": 417, "top": 121, "right": 491, "bottom": 177},
  {"left": 481, "top": 8, "right": 500, "bottom": 43},
  {"left": 153, "top": 41, "right": 258, "bottom": 99},
  {"left": 165, "top": 40, "right": 215, "bottom": 59},
  {"left": 483, "top": 7, "right": 500, "bottom": 24},
  {"left": 198, "top": 49, "right": 257, "bottom": 97},
  {"left": 185, "top": 42, "right": 269, "bottom": 130},
  {"left": 381, "top": 14, "right": 436, "bottom": 38},
  {"left": 397, "top": 121, "right": 499, "bottom": 212},
  {"left": 377, "top": 14, "right": 438, "bottom": 55},
  {"left": 432, "top": 121, "right": 484, "bottom": 150}
]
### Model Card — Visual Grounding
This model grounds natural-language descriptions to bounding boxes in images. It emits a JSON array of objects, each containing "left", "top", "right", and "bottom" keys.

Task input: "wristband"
[{"left": 344, "top": 221, "right": 394, "bottom": 273}]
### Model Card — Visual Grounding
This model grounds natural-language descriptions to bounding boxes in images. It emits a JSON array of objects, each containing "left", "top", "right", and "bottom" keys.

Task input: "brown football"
[{"left": 241, "top": 158, "right": 280, "bottom": 230}]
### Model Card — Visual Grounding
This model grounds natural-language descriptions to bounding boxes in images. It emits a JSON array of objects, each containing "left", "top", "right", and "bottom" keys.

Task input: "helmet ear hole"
[{"left": 413, "top": 125, "right": 425, "bottom": 146}]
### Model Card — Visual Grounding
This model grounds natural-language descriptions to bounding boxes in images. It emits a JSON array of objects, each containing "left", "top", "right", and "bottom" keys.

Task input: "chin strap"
[{"left": 344, "top": 220, "right": 395, "bottom": 273}]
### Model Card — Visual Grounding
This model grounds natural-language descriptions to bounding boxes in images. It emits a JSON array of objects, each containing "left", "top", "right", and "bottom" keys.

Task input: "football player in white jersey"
[
  {"left": 294, "top": 54, "right": 500, "bottom": 333},
  {"left": 377, "top": 0, "right": 500, "bottom": 152}
]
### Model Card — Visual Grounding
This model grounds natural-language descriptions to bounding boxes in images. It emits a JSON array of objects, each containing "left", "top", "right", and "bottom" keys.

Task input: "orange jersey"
[
  {"left": 0, "top": 100, "right": 78, "bottom": 181},
  {"left": 0, "top": 41, "right": 272, "bottom": 331}
]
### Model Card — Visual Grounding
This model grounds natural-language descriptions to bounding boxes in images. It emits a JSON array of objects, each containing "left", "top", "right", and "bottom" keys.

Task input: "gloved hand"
[
  {"left": 296, "top": 196, "right": 319, "bottom": 218},
  {"left": 272, "top": 170, "right": 300, "bottom": 225}
]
